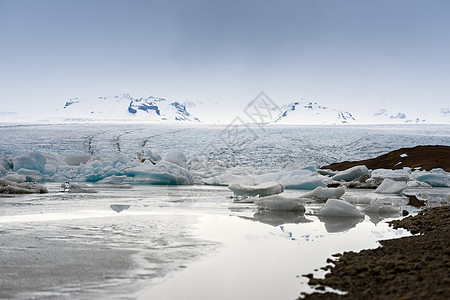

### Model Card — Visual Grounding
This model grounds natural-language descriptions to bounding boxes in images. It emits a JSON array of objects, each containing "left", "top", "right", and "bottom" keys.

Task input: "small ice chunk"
[
  {"left": 255, "top": 195, "right": 306, "bottom": 212},
  {"left": 400, "top": 153, "right": 408, "bottom": 158},
  {"left": 375, "top": 179, "right": 407, "bottom": 194},
  {"left": 332, "top": 165, "right": 370, "bottom": 182},
  {"left": 229, "top": 182, "right": 284, "bottom": 199},
  {"left": 60, "top": 182, "right": 97, "bottom": 193},
  {"left": 303, "top": 186, "right": 346, "bottom": 201},
  {"left": 317, "top": 199, "right": 363, "bottom": 218}
]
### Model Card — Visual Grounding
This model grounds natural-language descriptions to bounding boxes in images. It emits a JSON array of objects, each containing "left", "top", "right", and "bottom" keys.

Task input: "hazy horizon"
[{"left": 1, "top": 0, "right": 449, "bottom": 123}]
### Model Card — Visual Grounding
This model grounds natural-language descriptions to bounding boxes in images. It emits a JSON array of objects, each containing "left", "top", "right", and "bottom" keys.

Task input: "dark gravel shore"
[{"left": 301, "top": 206, "right": 450, "bottom": 299}]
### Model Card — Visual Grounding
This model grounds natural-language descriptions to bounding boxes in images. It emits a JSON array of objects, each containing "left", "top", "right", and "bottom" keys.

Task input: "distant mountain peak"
[
  {"left": 274, "top": 99, "right": 356, "bottom": 124},
  {"left": 59, "top": 94, "right": 200, "bottom": 122}
]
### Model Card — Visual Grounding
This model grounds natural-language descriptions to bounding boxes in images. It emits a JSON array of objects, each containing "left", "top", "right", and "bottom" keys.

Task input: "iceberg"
[
  {"left": 317, "top": 199, "right": 363, "bottom": 218},
  {"left": 332, "top": 165, "right": 370, "bottom": 182},
  {"left": 375, "top": 179, "right": 407, "bottom": 194},
  {"left": 303, "top": 186, "right": 346, "bottom": 201},
  {"left": 228, "top": 182, "right": 284, "bottom": 199},
  {"left": 415, "top": 170, "right": 449, "bottom": 187},
  {"left": 370, "top": 168, "right": 411, "bottom": 183},
  {"left": 254, "top": 195, "right": 306, "bottom": 212}
]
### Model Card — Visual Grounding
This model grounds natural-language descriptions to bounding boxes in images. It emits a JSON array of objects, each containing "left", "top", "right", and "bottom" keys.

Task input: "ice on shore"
[
  {"left": 254, "top": 195, "right": 306, "bottom": 212},
  {"left": 317, "top": 199, "right": 363, "bottom": 218},
  {"left": 375, "top": 179, "right": 407, "bottom": 194},
  {"left": 228, "top": 182, "right": 284, "bottom": 199},
  {"left": 332, "top": 165, "right": 370, "bottom": 182},
  {"left": 303, "top": 186, "right": 346, "bottom": 201},
  {"left": 60, "top": 182, "right": 97, "bottom": 193}
]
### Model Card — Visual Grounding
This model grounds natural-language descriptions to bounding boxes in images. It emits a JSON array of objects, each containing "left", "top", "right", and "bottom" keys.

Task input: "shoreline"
[{"left": 301, "top": 206, "right": 450, "bottom": 299}]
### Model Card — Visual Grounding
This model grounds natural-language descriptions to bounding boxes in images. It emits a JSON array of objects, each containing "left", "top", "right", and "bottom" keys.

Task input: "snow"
[
  {"left": 303, "top": 186, "right": 346, "bottom": 201},
  {"left": 374, "top": 179, "right": 407, "bottom": 194},
  {"left": 228, "top": 182, "right": 284, "bottom": 199},
  {"left": 317, "top": 199, "right": 364, "bottom": 218},
  {"left": 254, "top": 195, "right": 306, "bottom": 212},
  {"left": 332, "top": 165, "right": 370, "bottom": 182}
]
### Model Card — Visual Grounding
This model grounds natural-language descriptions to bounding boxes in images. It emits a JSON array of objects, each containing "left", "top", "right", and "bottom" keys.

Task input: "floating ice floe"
[
  {"left": 303, "top": 186, "right": 346, "bottom": 201},
  {"left": 375, "top": 179, "right": 407, "bottom": 194},
  {"left": 406, "top": 180, "right": 432, "bottom": 188},
  {"left": 254, "top": 195, "right": 306, "bottom": 212},
  {"left": 370, "top": 168, "right": 411, "bottom": 183},
  {"left": 317, "top": 199, "right": 363, "bottom": 218},
  {"left": 414, "top": 169, "right": 450, "bottom": 187},
  {"left": 228, "top": 182, "right": 284, "bottom": 199},
  {"left": 60, "top": 182, "right": 97, "bottom": 193},
  {"left": 332, "top": 165, "right": 370, "bottom": 182}
]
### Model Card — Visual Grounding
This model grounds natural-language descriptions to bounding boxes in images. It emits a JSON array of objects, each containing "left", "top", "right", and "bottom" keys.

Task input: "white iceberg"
[
  {"left": 415, "top": 169, "right": 449, "bottom": 187},
  {"left": 317, "top": 199, "right": 363, "bottom": 218},
  {"left": 228, "top": 182, "right": 284, "bottom": 199},
  {"left": 332, "top": 165, "right": 370, "bottom": 182},
  {"left": 303, "top": 186, "right": 346, "bottom": 201},
  {"left": 254, "top": 195, "right": 306, "bottom": 212},
  {"left": 375, "top": 179, "right": 407, "bottom": 194},
  {"left": 371, "top": 168, "right": 411, "bottom": 183}
]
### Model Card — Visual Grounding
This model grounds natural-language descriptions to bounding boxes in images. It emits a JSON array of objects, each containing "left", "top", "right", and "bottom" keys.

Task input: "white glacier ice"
[
  {"left": 375, "top": 179, "right": 407, "bottom": 194},
  {"left": 332, "top": 165, "right": 370, "bottom": 182},
  {"left": 254, "top": 195, "right": 306, "bottom": 212},
  {"left": 303, "top": 186, "right": 346, "bottom": 201},
  {"left": 228, "top": 182, "right": 284, "bottom": 199},
  {"left": 317, "top": 199, "right": 364, "bottom": 218}
]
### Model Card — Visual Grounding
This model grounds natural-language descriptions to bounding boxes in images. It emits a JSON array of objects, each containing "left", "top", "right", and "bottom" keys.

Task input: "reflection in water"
[
  {"left": 364, "top": 211, "right": 401, "bottom": 225},
  {"left": 110, "top": 204, "right": 131, "bottom": 213},
  {"left": 241, "top": 210, "right": 312, "bottom": 227},
  {"left": 318, "top": 215, "right": 363, "bottom": 233}
]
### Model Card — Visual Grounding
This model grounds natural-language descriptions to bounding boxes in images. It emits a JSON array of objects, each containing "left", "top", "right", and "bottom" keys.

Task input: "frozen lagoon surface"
[{"left": 0, "top": 123, "right": 449, "bottom": 299}]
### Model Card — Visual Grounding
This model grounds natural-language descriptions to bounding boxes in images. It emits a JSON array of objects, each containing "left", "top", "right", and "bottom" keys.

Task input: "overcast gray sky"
[{"left": 1, "top": 0, "right": 449, "bottom": 120}]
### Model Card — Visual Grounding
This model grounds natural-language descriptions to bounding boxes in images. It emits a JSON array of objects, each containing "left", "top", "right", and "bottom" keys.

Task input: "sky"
[{"left": 1, "top": 0, "right": 449, "bottom": 122}]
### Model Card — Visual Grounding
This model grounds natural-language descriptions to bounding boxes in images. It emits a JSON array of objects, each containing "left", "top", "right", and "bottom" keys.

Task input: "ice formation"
[
  {"left": 254, "top": 195, "right": 306, "bottom": 212},
  {"left": 375, "top": 179, "right": 407, "bottom": 194},
  {"left": 332, "top": 165, "right": 370, "bottom": 182},
  {"left": 317, "top": 199, "right": 364, "bottom": 218},
  {"left": 370, "top": 168, "right": 411, "bottom": 183},
  {"left": 415, "top": 169, "right": 450, "bottom": 187},
  {"left": 303, "top": 186, "right": 346, "bottom": 201},
  {"left": 228, "top": 182, "right": 284, "bottom": 199}
]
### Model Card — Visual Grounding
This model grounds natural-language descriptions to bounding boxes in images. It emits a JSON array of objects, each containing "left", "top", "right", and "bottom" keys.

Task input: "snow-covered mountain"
[
  {"left": 58, "top": 94, "right": 200, "bottom": 122},
  {"left": 274, "top": 99, "right": 356, "bottom": 124},
  {"left": 367, "top": 108, "right": 449, "bottom": 124}
]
